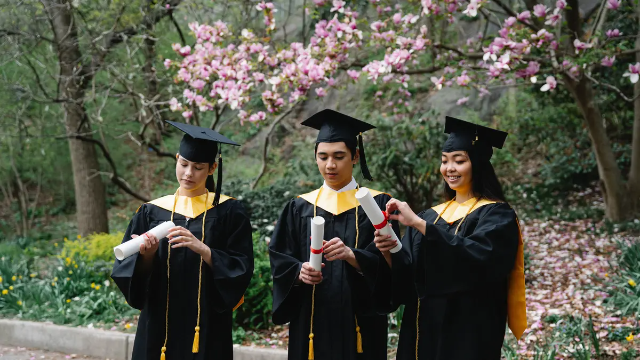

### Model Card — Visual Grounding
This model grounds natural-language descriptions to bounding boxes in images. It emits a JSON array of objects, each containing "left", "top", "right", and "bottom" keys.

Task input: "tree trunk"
[
  {"left": 628, "top": 4, "right": 640, "bottom": 213},
  {"left": 563, "top": 75, "right": 628, "bottom": 221},
  {"left": 44, "top": 0, "right": 109, "bottom": 236}
]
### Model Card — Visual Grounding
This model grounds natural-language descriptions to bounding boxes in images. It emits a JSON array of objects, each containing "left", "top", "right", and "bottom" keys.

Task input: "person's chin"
[{"left": 181, "top": 180, "right": 197, "bottom": 189}]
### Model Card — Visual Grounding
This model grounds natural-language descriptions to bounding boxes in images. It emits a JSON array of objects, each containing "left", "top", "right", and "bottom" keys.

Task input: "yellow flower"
[
  {"left": 66, "top": 278, "right": 70, "bottom": 281},
  {"left": 18, "top": 276, "right": 22, "bottom": 280},
  {"left": 64, "top": 237, "right": 68, "bottom": 242},
  {"left": 16, "top": 300, "right": 22, "bottom": 306},
  {"left": 11, "top": 276, "right": 16, "bottom": 281},
  {"left": 90, "top": 283, "right": 95, "bottom": 288},
  {"left": 124, "top": 323, "right": 132, "bottom": 329},
  {"left": 51, "top": 282, "right": 56, "bottom": 287},
  {"left": 77, "top": 234, "right": 81, "bottom": 239},
  {"left": 95, "top": 285, "right": 101, "bottom": 290},
  {"left": 74, "top": 264, "right": 78, "bottom": 269},
  {"left": 66, "top": 299, "right": 71, "bottom": 303},
  {"left": 9, "top": 286, "right": 14, "bottom": 290},
  {"left": 29, "top": 274, "right": 36, "bottom": 278},
  {"left": 627, "top": 333, "right": 634, "bottom": 342},
  {"left": 0, "top": 276, "right": 3, "bottom": 283},
  {"left": 65, "top": 257, "right": 71, "bottom": 265},
  {"left": 54, "top": 243, "right": 58, "bottom": 247},
  {"left": 605, "top": 273, "right": 609, "bottom": 277},
  {"left": 629, "top": 279, "right": 637, "bottom": 287},
  {"left": 68, "top": 271, "right": 73, "bottom": 275},
  {"left": 53, "top": 277, "right": 58, "bottom": 282},
  {"left": 124, "top": 300, "right": 128, "bottom": 305},
  {"left": 2, "top": 289, "right": 8, "bottom": 295}
]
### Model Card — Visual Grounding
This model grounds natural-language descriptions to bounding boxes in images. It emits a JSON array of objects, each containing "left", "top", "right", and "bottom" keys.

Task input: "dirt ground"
[{"left": 0, "top": 346, "right": 102, "bottom": 360}]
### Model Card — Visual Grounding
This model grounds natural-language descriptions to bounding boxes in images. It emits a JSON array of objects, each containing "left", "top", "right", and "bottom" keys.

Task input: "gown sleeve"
[
  {"left": 111, "top": 204, "right": 153, "bottom": 310},
  {"left": 206, "top": 201, "right": 254, "bottom": 313},
  {"left": 351, "top": 193, "right": 402, "bottom": 315},
  {"left": 415, "top": 202, "right": 519, "bottom": 296},
  {"left": 268, "top": 200, "right": 304, "bottom": 325}
]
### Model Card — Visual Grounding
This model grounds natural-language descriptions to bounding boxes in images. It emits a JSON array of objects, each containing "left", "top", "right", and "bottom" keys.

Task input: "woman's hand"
[
  {"left": 373, "top": 227, "right": 398, "bottom": 253},
  {"left": 386, "top": 199, "right": 420, "bottom": 228},
  {"left": 299, "top": 262, "right": 324, "bottom": 285},
  {"left": 136, "top": 233, "right": 159, "bottom": 257},
  {"left": 167, "top": 226, "right": 208, "bottom": 256},
  {"left": 386, "top": 199, "right": 427, "bottom": 235}
]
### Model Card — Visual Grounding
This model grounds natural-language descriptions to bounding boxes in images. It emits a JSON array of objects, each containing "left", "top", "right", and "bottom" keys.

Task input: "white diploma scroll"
[
  {"left": 114, "top": 221, "right": 175, "bottom": 260},
  {"left": 309, "top": 216, "right": 325, "bottom": 271},
  {"left": 355, "top": 188, "right": 402, "bottom": 253}
]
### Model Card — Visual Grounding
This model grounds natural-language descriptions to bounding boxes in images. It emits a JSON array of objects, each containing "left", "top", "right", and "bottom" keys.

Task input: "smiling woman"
[
  {"left": 372, "top": 116, "right": 527, "bottom": 360},
  {"left": 111, "top": 121, "right": 254, "bottom": 360}
]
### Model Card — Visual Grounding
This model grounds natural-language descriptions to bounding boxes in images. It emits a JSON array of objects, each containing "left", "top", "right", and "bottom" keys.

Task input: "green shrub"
[
  {"left": 597, "top": 239, "right": 640, "bottom": 317},
  {"left": 59, "top": 232, "right": 124, "bottom": 264}
]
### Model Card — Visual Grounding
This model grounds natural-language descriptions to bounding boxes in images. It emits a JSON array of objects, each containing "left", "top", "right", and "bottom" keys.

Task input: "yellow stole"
[
  {"left": 146, "top": 192, "right": 244, "bottom": 312},
  {"left": 430, "top": 198, "right": 527, "bottom": 339},
  {"left": 148, "top": 193, "right": 232, "bottom": 218},
  {"left": 299, "top": 188, "right": 386, "bottom": 215}
]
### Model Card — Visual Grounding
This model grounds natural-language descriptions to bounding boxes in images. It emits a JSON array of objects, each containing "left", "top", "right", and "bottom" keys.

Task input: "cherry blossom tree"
[{"left": 167, "top": 0, "right": 639, "bottom": 219}]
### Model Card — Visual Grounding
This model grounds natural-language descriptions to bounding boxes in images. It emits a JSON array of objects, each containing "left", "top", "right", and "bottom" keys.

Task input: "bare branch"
[
  {"left": 169, "top": 12, "right": 186, "bottom": 44},
  {"left": 251, "top": 101, "right": 301, "bottom": 189},
  {"left": 585, "top": 73, "right": 640, "bottom": 103}
]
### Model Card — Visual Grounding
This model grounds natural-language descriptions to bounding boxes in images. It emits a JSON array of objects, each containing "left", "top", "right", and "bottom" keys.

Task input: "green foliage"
[
  {"left": 597, "top": 239, "right": 640, "bottom": 317},
  {"left": 0, "top": 254, "right": 138, "bottom": 328},
  {"left": 367, "top": 111, "right": 447, "bottom": 210},
  {"left": 59, "top": 233, "right": 124, "bottom": 265}
]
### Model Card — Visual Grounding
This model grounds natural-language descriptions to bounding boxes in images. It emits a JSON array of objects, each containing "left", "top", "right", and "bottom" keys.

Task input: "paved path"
[{"left": 0, "top": 346, "right": 101, "bottom": 360}]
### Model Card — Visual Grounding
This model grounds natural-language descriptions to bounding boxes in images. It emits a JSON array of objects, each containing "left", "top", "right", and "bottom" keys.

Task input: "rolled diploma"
[
  {"left": 114, "top": 221, "right": 175, "bottom": 261},
  {"left": 355, "top": 187, "right": 402, "bottom": 253},
  {"left": 309, "top": 216, "right": 325, "bottom": 271}
]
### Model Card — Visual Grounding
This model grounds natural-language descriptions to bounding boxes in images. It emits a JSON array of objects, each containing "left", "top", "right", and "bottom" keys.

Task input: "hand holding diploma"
[
  {"left": 114, "top": 221, "right": 175, "bottom": 260},
  {"left": 385, "top": 198, "right": 427, "bottom": 236},
  {"left": 299, "top": 262, "right": 324, "bottom": 285},
  {"left": 355, "top": 188, "right": 402, "bottom": 253}
]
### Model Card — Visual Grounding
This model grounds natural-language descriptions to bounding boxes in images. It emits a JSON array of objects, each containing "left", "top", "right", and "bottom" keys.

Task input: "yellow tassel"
[
  {"left": 160, "top": 346, "right": 166, "bottom": 360},
  {"left": 192, "top": 326, "right": 200, "bottom": 353},
  {"left": 356, "top": 326, "right": 363, "bottom": 353},
  {"left": 308, "top": 333, "right": 314, "bottom": 360}
]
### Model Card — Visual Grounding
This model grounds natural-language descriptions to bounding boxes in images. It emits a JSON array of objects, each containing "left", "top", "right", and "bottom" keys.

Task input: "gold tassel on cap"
[
  {"left": 356, "top": 325, "right": 363, "bottom": 353},
  {"left": 308, "top": 333, "right": 315, "bottom": 360},
  {"left": 192, "top": 326, "right": 200, "bottom": 353},
  {"left": 160, "top": 347, "right": 166, "bottom": 360}
]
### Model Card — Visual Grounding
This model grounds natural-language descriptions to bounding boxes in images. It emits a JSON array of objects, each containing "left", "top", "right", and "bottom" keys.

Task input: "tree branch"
[
  {"left": 61, "top": 134, "right": 150, "bottom": 202},
  {"left": 0, "top": 29, "right": 54, "bottom": 43},
  {"left": 584, "top": 73, "right": 640, "bottom": 103},
  {"left": 251, "top": 101, "right": 301, "bottom": 189},
  {"left": 169, "top": 11, "right": 186, "bottom": 44},
  {"left": 491, "top": 0, "right": 540, "bottom": 32},
  {"left": 565, "top": 0, "right": 583, "bottom": 40}
]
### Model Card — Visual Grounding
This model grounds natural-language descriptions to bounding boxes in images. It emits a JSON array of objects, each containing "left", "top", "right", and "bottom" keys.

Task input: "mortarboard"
[
  {"left": 442, "top": 116, "right": 508, "bottom": 161},
  {"left": 166, "top": 121, "right": 240, "bottom": 206},
  {"left": 301, "top": 109, "right": 375, "bottom": 181}
]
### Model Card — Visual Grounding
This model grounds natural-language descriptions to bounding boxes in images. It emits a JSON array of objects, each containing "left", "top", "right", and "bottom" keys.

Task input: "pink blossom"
[
  {"left": 456, "top": 97, "right": 469, "bottom": 105},
  {"left": 573, "top": 39, "right": 592, "bottom": 53},
  {"left": 190, "top": 79, "right": 206, "bottom": 91},
  {"left": 182, "top": 110, "right": 193, "bottom": 119},
  {"left": 606, "top": 0, "right": 620, "bottom": 10},
  {"left": 556, "top": 0, "right": 567, "bottom": 9},
  {"left": 165, "top": 4, "right": 170, "bottom": 9},
  {"left": 370, "top": 21, "right": 385, "bottom": 32},
  {"left": 517, "top": 11, "right": 531, "bottom": 22},
  {"left": 479, "top": 88, "right": 490, "bottom": 97},
  {"left": 330, "top": 0, "right": 346, "bottom": 13},
  {"left": 504, "top": 17, "right": 517, "bottom": 28},
  {"left": 164, "top": 59, "right": 172, "bottom": 69},
  {"left": 463, "top": 0, "right": 479, "bottom": 17},
  {"left": 253, "top": 72, "right": 266, "bottom": 82},
  {"left": 540, "top": 76, "right": 557, "bottom": 92},
  {"left": 315, "top": 87, "right": 327, "bottom": 97},
  {"left": 456, "top": 73, "right": 471, "bottom": 86},
  {"left": 313, "top": 0, "right": 327, "bottom": 5},
  {"left": 347, "top": 70, "right": 360, "bottom": 81},
  {"left": 178, "top": 46, "right": 191, "bottom": 57},
  {"left": 623, "top": 63, "right": 640, "bottom": 84},
  {"left": 430, "top": 76, "right": 444, "bottom": 90},
  {"left": 545, "top": 8, "right": 561, "bottom": 26},
  {"left": 169, "top": 98, "right": 182, "bottom": 111},
  {"left": 375, "top": 91, "right": 383, "bottom": 97},
  {"left": 393, "top": 12, "right": 402, "bottom": 25},
  {"left": 487, "top": 65, "right": 501, "bottom": 77},
  {"left": 601, "top": 56, "right": 615, "bottom": 67},
  {"left": 606, "top": 29, "right": 622, "bottom": 38},
  {"left": 326, "top": 77, "right": 336, "bottom": 86},
  {"left": 533, "top": 4, "right": 547, "bottom": 18}
]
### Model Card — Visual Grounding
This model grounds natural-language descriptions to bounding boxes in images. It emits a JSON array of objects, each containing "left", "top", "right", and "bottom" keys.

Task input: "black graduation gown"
[
  {"left": 111, "top": 199, "right": 254, "bottom": 360},
  {"left": 269, "top": 191, "right": 399, "bottom": 360},
  {"left": 383, "top": 202, "right": 519, "bottom": 360}
]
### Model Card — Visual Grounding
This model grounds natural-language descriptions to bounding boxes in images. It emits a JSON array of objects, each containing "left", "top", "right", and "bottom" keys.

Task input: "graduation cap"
[
  {"left": 166, "top": 121, "right": 240, "bottom": 206},
  {"left": 442, "top": 116, "right": 508, "bottom": 161},
  {"left": 301, "top": 109, "right": 375, "bottom": 181}
]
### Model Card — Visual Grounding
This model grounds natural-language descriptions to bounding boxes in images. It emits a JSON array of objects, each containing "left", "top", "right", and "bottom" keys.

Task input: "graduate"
[
  {"left": 373, "top": 116, "right": 527, "bottom": 360},
  {"left": 269, "top": 109, "right": 399, "bottom": 360},
  {"left": 111, "top": 121, "right": 254, "bottom": 360}
]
